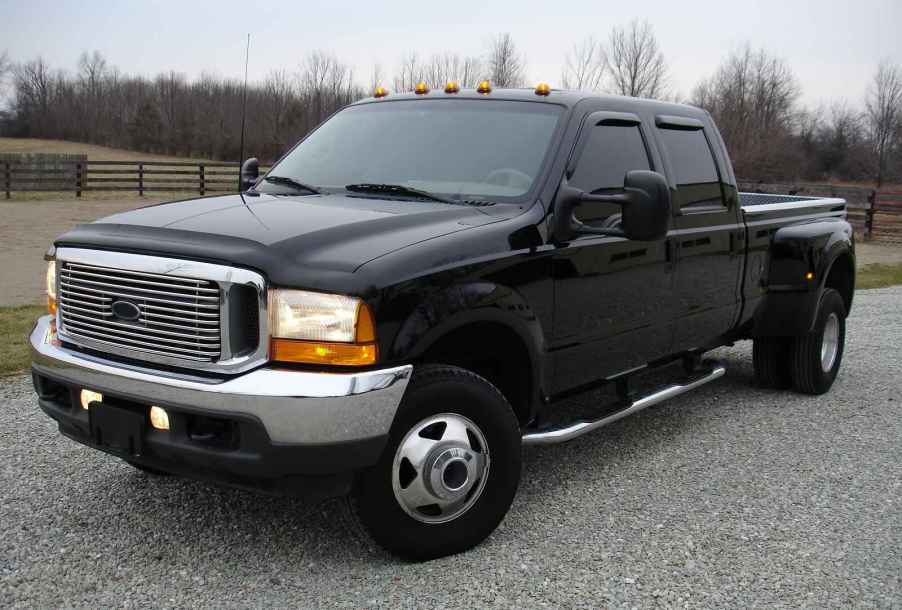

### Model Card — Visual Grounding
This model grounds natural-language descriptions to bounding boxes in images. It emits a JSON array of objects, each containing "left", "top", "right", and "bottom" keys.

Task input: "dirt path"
[
  {"left": 0, "top": 198, "right": 168, "bottom": 306},
  {"left": 2, "top": 198, "right": 901, "bottom": 306}
]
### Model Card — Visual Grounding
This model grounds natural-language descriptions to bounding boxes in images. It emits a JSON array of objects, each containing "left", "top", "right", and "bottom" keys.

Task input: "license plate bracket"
[{"left": 89, "top": 403, "right": 145, "bottom": 456}]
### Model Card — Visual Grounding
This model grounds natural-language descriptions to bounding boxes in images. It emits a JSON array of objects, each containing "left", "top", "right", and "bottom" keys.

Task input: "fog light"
[
  {"left": 80, "top": 389, "right": 102, "bottom": 410},
  {"left": 149, "top": 406, "right": 170, "bottom": 431}
]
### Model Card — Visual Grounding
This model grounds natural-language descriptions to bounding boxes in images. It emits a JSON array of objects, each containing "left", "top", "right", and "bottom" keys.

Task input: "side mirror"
[
  {"left": 240, "top": 157, "right": 259, "bottom": 192},
  {"left": 552, "top": 170, "right": 672, "bottom": 242}
]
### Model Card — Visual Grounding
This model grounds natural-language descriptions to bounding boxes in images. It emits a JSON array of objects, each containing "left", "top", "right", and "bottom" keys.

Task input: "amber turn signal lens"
[
  {"left": 414, "top": 82, "right": 429, "bottom": 95},
  {"left": 444, "top": 81, "right": 460, "bottom": 94},
  {"left": 535, "top": 82, "right": 551, "bottom": 96},
  {"left": 48, "top": 295, "right": 57, "bottom": 315},
  {"left": 271, "top": 339, "right": 377, "bottom": 366},
  {"left": 355, "top": 303, "right": 376, "bottom": 342},
  {"left": 805, "top": 271, "right": 815, "bottom": 281},
  {"left": 476, "top": 80, "right": 492, "bottom": 94},
  {"left": 374, "top": 86, "right": 389, "bottom": 98}
]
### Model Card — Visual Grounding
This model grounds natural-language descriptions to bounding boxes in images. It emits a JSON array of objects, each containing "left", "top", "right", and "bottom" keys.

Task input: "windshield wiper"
[
  {"left": 344, "top": 183, "right": 455, "bottom": 205},
  {"left": 262, "top": 175, "right": 320, "bottom": 194}
]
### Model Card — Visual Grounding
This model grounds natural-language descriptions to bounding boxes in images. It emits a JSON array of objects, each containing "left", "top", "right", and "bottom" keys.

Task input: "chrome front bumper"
[{"left": 30, "top": 315, "right": 412, "bottom": 445}]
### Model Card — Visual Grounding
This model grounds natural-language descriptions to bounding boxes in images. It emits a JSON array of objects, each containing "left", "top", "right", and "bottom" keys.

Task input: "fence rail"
[
  {"left": 2, "top": 159, "right": 270, "bottom": 198},
  {"left": 3, "top": 163, "right": 902, "bottom": 243}
]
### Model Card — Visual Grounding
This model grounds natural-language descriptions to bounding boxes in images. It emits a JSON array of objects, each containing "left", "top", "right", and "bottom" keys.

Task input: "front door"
[{"left": 551, "top": 112, "right": 676, "bottom": 393}]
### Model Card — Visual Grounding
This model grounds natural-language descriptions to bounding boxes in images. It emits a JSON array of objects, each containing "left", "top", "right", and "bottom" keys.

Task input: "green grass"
[
  {"left": 0, "top": 305, "right": 45, "bottom": 376},
  {"left": 857, "top": 263, "right": 902, "bottom": 290}
]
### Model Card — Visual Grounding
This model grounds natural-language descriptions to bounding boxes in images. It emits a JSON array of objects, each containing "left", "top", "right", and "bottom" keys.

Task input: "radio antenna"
[{"left": 237, "top": 33, "right": 250, "bottom": 191}]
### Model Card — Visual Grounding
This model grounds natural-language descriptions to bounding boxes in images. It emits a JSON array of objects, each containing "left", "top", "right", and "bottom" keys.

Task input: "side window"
[
  {"left": 657, "top": 127, "right": 724, "bottom": 211},
  {"left": 570, "top": 124, "right": 651, "bottom": 224}
]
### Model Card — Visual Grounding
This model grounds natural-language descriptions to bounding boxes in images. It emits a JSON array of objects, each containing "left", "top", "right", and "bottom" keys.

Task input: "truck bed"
[{"left": 740, "top": 192, "right": 846, "bottom": 214}]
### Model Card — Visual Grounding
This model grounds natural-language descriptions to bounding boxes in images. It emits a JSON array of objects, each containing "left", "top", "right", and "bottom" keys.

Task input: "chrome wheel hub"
[
  {"left": 821, "top": 312, "right": 840, "bottom": 373},
  {"left": 391, "top": 413, "right": 490, "bottom": 524}
]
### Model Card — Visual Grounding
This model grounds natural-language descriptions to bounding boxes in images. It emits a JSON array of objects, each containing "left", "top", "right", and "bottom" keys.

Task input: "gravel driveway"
[{"left": 2, "top": 287, "right": 900, "bottom": 609}]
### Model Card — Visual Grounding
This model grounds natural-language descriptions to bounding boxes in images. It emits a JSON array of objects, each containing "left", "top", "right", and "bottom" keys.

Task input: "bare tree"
[
  {"left": 692, "top": 45, "right": 799, "bottom": 177},
  {"left": 370, "top": 63, "right": 384, "bottom": 93},
  {"left": 393, "top": 52, "right": 424, "bottom": 92},
  {"left": 0, "top": 50, "right": 11, "bottom": 108},
  {"left": 76, "top": 50, "right": 110, "bottom": 141},
  {"left": 487, "top": 33, "right": 525, "bottom": 88},
  {"left": 606, "top": 19, "right": 667, "bottom": 98},
  {"left": 12, "top": 58, "right": 57, "bottom": 136},
  {"left": 261, "top": 69, "right": 297, "bottom": 159},
  {"left": 561, "top": 37, "right": 606, "bottom": 91},
  {"left": 425, "top": 53, "right": 483, "bottom": 89},
  {"left": 865, "top": 59, "right": 902, "bottom": 187},
  {"left": 298, "top": 51, "right": 359, "bottom": 128}
]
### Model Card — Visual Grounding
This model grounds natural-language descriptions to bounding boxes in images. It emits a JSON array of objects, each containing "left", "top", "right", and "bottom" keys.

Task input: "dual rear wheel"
[{"left": 753, "top": 288, "right": 846, "bottom": 395}]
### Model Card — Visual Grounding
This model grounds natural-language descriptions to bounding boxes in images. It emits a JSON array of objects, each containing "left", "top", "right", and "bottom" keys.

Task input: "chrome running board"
[{"left": 522, "top": 362, "right": 726, "bottom": 446}]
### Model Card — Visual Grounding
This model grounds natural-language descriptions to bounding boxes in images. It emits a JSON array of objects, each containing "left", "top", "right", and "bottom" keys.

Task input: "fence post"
[
  {"left": 4, "top": 161, "right": 9, "bottom": 199},
  {"left": 865, "top": 190, "right": 876, "bottom": 241},
  {"left": 75, "top": 162, "right": 82, "bottom": 198},
  {"left": 138, "top": 163, "right": 144, "bottom": 197},
  {"left": 199, "top": 164, "right": 205, "bottom": 196}
]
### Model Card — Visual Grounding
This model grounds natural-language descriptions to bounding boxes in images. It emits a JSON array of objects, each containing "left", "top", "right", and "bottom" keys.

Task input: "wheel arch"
[
  {"left": 752, "top": 218, "right": 854, "bottom": 337},
  {"left": 389, "top": 283, "right": 548, "bottom": 426}
]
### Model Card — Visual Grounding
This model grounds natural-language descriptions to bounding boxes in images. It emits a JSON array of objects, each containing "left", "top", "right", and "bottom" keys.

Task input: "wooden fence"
[
  {"left": 3, "top": 161, "right": 902, "bottom": 242},
  {"left": 2, "top": 158, "right": 270, "bottom": 198}
]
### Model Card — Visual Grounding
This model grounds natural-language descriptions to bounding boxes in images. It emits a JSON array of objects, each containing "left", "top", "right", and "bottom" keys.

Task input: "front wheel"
[
  {"left": 790, "top": 288, "right": 847, "bottom": 395},
  {"left": 354, "top": 365, "right": 521, "bottom": 560}
]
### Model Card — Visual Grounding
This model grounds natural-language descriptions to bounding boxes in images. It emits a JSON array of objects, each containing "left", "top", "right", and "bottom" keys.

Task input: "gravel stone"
[{"left": 2, "top": 287, "right": 901, "bottom": 608}]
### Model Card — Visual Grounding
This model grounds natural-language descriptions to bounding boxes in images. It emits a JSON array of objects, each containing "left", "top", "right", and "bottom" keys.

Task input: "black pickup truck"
[{"left": 30, "top": 84, "right": 855, "bottom": 560}]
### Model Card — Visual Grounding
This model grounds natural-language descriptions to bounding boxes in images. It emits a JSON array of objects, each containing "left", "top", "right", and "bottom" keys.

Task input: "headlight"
[
  {"left": 269, "top": 289, "right": 377, "bottom": 366},
  {"left": 46, "top": 259, "right": 57, "bottom": 315}
]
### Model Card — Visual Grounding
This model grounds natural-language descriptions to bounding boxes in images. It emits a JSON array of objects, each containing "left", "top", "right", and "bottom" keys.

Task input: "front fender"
[
  {"left": 386, "top": 280, "right": 549, "bottom": 406},
  {"left": 753, "top": 218, "right": 854, "bottom": 336}
]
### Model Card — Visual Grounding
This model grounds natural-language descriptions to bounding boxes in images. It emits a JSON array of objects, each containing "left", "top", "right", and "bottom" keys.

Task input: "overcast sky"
[{"left": 2, "top": 0, "right": 900, "bottom": 108}]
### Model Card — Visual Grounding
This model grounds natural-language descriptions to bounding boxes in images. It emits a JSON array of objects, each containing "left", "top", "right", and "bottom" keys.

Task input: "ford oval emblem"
[{"left": 111, "top": 300, "right": 141, "bottom": 321}]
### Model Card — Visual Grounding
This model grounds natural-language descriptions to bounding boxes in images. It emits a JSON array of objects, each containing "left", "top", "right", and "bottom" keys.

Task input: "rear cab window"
[{"left": 656, "top": 118, "right": 726, "bottom": 213}]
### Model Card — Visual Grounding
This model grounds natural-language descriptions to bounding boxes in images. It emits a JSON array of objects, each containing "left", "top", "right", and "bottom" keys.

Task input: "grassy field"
[
  {"left": 3, "top": 263, "right": 902, "bottom": 376},
  {"left": 0, "top": 137, "right": 215, "bottom": 163},
  {"left": 1, "top": 305, "right": 45, "bottom": 376},
  {"left": 856, "top": 263, "right": 902, "bottom": 289}
]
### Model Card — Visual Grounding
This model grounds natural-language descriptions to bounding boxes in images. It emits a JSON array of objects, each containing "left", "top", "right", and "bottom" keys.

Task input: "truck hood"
[{"left": 55, "top": 193, "right": 506, "bottom": 292}]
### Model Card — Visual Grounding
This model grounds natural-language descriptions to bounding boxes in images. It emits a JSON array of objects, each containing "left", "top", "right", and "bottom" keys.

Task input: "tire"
[
  {"left": 752, "top": 337, "right": 792, "bottom": 389},
  {"left": 354, "top": 364, "right": 521, "bottom": 560},
  {"left": 124, "top": 460, "right": 172, "bottom": 476},
  {"left": 789, "top": 288, "right": 846, "bottom": 395}
]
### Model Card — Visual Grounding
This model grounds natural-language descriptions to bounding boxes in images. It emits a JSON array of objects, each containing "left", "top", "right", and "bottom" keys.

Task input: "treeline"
[{"left": 1, "top": 23, "right": 901, "bottom": 185}]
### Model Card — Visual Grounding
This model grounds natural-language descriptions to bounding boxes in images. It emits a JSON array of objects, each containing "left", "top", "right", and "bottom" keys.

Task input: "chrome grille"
[{"left": 58, "top": 261, "right": 222, "bottom": 362}]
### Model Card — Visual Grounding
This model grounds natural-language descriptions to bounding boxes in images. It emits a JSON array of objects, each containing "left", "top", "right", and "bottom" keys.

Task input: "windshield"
[{"left": 259, "top": 99, "right": 563, "bottom": 203}]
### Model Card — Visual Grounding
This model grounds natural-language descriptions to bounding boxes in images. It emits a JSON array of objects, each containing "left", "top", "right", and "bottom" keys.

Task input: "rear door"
[
  {"left": 655, "top": 116, "right": 743, "bottom": 351},
  {"left": 551, "top": 111, "right": 676, "bottom": 392}
]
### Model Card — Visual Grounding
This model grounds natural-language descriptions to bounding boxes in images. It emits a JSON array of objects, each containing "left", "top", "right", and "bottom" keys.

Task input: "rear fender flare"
[{"left": 753, "top": 218, "right": 854, "bottom": 337}]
